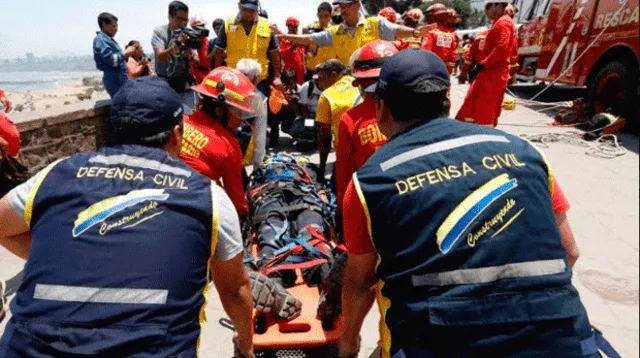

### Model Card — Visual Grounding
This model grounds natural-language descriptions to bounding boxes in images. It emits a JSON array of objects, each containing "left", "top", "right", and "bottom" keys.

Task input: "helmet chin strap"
[{"left": 221, "top": 105, "right": 230, "bottom": 129}]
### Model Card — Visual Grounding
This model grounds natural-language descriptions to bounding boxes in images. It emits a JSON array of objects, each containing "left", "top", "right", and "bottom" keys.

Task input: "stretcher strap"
[
  {"left": 263, "top": 258, "right": 329, "bottom": 275},
  {"left": 259, "top": 226, "right": 334, "bottom": 274}
]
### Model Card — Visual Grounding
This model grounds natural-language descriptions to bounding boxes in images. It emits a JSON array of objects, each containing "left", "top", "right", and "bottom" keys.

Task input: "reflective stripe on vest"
[
  {"left": 380, "top": 134, "right": 511, "bottom": 171},
  {"left": 34, "top": 284, "right": 169, "bottom": 305},
  {"left": 331, "top": 17, "right": 380, "bottom": 65},
  {"left": 411, "top": 259, "right": 567, "bottom": 286},
  {"left": 225, "top": 16, "right": 271, "bottom": 80}
]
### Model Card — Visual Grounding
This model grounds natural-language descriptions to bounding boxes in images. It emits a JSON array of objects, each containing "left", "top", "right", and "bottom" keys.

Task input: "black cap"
[
  {"left": 368, "top": 49, "right": 450, "bottom": 100},
  {"left": 110, "top": 76, "right": 189, "bottom": 139},
  {"left": 333, "top": 0, "right": 359, "bottom": 4},
  {"left": 240, "top": 0, "right": 260, "bottom": 10},
  {"left": 317, "top": 59, "right": 346, "bottom": 73}
]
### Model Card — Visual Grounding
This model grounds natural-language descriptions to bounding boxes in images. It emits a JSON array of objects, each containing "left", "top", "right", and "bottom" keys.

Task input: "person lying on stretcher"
[{"left": 243, "top": 154, "right": 347, "bottom": 323}]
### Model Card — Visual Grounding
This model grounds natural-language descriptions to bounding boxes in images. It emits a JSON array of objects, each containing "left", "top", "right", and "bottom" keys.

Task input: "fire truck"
[{"left": 516, "top": 0, "right": 639, "bottom": 122}]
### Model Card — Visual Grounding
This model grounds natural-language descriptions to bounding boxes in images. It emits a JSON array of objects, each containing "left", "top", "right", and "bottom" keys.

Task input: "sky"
[{"left": 0, "top": 0, "right": 322, "bottom": 59}]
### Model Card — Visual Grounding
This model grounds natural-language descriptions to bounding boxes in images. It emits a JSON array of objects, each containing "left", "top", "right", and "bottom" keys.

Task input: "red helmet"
[
  {"left": 425, "top": 3, "right": 447, "bottom": 15},
  {"left": 378, "top": 7, "right": 397, "bottom": 23},
  {"left": 406, "top": 8, "right": 424, "bottom": 22},
  {"left": 192, "top": 67, "right": 256, "bottom": 118},
  {"left": 350, "top": 40, "right": 399, "bottom": 79},
  {"left": 447, "top": 8, "right": 462, "bottom": 24},
  {"left": 286, "top": 16, "right": 300, "bottom": 27}
]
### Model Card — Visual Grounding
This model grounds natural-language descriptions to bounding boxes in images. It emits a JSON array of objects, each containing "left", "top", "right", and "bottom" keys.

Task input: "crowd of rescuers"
[{"left": 0, "top": 0, "right": 615, "bottom": 357}]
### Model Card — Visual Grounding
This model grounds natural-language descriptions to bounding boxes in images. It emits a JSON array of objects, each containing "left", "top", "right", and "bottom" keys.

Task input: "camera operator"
[
  {"left": 152, "top": 1, "right": 197, "bottom": 109},
  {"left": 125, "top": 41, "right": 155, "bottom": 79},
  {"left": 189, "top": 16, "right": 211, "bottom": 85}
]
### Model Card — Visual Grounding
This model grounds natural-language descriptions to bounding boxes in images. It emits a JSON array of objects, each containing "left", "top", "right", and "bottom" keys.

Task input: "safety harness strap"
[{"left": 258, "top": 225, "right": 334, "bottom": 274}]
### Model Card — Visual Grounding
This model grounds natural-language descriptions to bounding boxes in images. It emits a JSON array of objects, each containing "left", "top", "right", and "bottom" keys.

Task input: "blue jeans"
[{"left": 103, "top": 71, "right": 128, "bottom": 98}]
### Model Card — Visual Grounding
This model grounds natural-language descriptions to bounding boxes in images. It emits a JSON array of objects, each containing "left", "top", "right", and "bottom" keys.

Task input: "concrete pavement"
[{"left": 1, "top": 81, "right": 638, "bottom": 357}]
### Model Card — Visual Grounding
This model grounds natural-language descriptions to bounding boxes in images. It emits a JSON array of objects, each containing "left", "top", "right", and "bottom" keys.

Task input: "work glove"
[{"left": 468, "top": 63, "right": 485, "bottom": 81}]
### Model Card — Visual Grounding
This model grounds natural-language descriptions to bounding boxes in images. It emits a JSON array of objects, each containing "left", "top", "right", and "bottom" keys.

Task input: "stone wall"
[{"left": 15, "top": 102, "right": 110, "bottom": 175}]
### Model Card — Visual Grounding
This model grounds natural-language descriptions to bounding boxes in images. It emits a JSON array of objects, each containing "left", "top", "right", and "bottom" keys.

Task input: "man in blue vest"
[
  {"left": 0, "top": 76, "right": 254, "bottom": 357},
  {"left": 93, "top": 12, "right": 134, "bottom": 97},
  {"left": 339, "top": 49, "right": 599, "bottom": 357}
]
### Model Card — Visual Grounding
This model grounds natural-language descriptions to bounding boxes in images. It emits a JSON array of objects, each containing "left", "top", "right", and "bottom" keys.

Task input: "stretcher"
[
  {"left": 244, "top": 231, "right": 342, "bottom": 358},
  {"left": 251, "top": 258, "right": 341, "bottom": 357},
  {"left": 242, "top": 154, "right": 342, "bottom": 358}
]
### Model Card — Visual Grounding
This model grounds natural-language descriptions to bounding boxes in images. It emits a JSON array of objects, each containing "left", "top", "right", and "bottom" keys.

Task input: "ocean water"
[{"left": 0, "top": 71, "right": 102, "bottom": 93}]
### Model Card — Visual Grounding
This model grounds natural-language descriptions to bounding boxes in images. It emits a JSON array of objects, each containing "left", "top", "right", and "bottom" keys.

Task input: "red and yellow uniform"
[
  {"left": 335, "top": 96, "right": 386, "bottom": 209},
  {"left": 421, "top": 24, "right": 459, "bottom": 73},
  {"left": 393, "top": 35, "right": 422, "bottom": 51},
  {"left": 179, "top": 110, "right": 248, "bottom": 217},
  {"left": 455, "top": 15, "right": 515, "bottom": 127},
  {"left": 461, "top": 30, "right": 489, "bottom": 75}
]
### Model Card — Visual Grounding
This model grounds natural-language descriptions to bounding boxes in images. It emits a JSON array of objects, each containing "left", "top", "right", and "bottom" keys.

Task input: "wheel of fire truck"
[{"left": 588, "top": 59, "right": 639, "bottom": 131}]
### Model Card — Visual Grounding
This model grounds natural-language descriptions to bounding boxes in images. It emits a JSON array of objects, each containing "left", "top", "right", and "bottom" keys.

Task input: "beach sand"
[{"left": 5, "top": 78, "right": 110, "bottom": 120}]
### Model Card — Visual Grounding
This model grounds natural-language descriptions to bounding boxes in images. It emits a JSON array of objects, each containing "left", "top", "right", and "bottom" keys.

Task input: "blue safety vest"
[
  {"left": 354, "top": 118, "right": 594, "bottom": 356},
  {"left": 0, "top": 145, "right": 218, "bottom": 358}
]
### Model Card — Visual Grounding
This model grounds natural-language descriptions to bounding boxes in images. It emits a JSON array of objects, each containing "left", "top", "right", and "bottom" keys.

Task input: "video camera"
[{"left": 175, "top": 26, "right": 210, "bottom": 49}]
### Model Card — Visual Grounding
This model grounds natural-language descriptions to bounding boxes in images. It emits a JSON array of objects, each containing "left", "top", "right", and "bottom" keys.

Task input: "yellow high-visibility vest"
[
  {"left": 320, "top": 75, "right": 361, "bottom": 145},
  {"left": 330, "top": 17, "right": 380, "bottom": 66},
  {"left": 306, "top": 22, "right": 335, "bottom": 71},
  {"left": 225, "top": 16, "right": 271, "bottom": 80}
]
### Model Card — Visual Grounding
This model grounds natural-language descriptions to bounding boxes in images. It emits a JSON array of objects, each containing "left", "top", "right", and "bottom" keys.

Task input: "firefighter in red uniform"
[
  {"left": 378, "top": 6, "right": 397, "bottom": 24},
  {"left": 446, "top": 9, "right": 461, "bottom": 76},
  {"left": 179, "top": 67, "right": 255, "bottom": 218},
  {"left": 335, "top": 40, "right": 398, "bottom": 210},
  {"left": 421, "top": 8, "right": 459, "bottom": 74},
  {"left": 506, "top": 4, "right": 520, "bottom": 84},
  {"left": 336, "top": 40, "right": 398, "bottom": 358},
  {"left": 459, "top": 29, "right": 489, "bottom": 83},
  {"left": 394, "top": 9, "right": 424, "bottom": 50},
  {"left": 280, "top": 17, "right": 306, "bottom": 85},
  {"left": 455, "top": 0, "right": 515, "bottom": 127}
]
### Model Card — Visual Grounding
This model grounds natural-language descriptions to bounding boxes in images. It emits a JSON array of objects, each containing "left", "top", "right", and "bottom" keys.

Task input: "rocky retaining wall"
[{"left": 15, "top": 102, "right": 110, "bottom": 175}]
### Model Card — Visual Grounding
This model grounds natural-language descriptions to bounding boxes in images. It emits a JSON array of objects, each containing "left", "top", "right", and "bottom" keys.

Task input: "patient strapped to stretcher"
[{"left": 243, "top": 153, "right": 346, "bottom": 324}]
